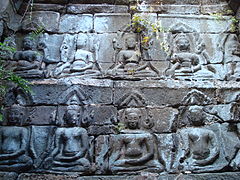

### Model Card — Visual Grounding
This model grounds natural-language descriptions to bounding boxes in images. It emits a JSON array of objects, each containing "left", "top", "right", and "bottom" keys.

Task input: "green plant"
[
  {"left": 115, "top": 122, "right": 125, "bottom": 134},
  {"left": 0, "top": 39, "right": 31, "bottom": 121}
]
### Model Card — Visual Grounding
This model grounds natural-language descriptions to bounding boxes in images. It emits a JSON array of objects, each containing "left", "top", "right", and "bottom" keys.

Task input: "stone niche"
[{"left": 1, "top": 0, "right": 240, "bottom": 179}]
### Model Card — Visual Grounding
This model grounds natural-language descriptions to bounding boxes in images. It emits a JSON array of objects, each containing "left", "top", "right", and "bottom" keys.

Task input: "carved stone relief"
[
  {"left": 230, "top": 123, "right": 240, "bottom": 170},
  {"left": 0, "top": 126, "right": 33, "bottom": 172},
  {"left": 11, "top": 35, "right": 45, "bottom": 78},
  {"left": 165, "top": 32, "right": 215, "bottom": 80},
  {"left": 53, "top": 33, "right": 101, "bottom": 78},
  {"left": 42, "top": 99, "right": 94, "bottom": 173},
  {"left": 109, "top": 107, "right": 164, "bottom": 174},
  {"left": 224, "top": 34, "right": 240, "bottom": 81},
  {"left": 106, "top": 33, "right": 159, "bottom": 79}
]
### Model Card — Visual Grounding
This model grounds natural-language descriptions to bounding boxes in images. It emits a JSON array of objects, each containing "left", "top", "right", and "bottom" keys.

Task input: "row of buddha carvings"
[
  {"left": 0, "top": 86, "right": 240, "bottom": 174},
  {"left": 3, "top": 23, "right": 240, "bottom": 80}
]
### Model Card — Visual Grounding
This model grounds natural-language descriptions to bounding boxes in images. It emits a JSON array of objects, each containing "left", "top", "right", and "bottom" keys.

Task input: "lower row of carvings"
[{"left": 0, "top": 121, "right": 239, "bottom": 174}]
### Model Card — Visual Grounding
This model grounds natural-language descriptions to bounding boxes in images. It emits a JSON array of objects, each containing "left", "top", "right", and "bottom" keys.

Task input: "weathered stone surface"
[
  {"left": 96, "top": 33, "right": 117, "bottom": 63},
  {"left": 158, "top": 14, "right": 233, "bottom": 33},
  {"left": 201, "top": 3, "right": 233, "bottom": 15},
  {"left": 19, "top": 3, "right": 66, "bottom": 14},
  {"left": 142, "top": 32, "right": 170, "bottom": 61},
  {"left": 23, "top": 0, "right": 68, "bottom": 3},
  {"left": 88, "top": 125, "right": 115, "bottom": 135},
  {"left": 0, "top": 172, "right": 18, "bottom": 180},
  {"left": 28, "top": 106, "right": 57, "bottom": 125},
  {"left": 31, "top": 126, "right": 55, "bottom": 169},
  {"left": 156, "top": 134, "right": 175, "bottom": 172},
  {"left": 67, "top": 4, "right": 128, "bottom": 14},
  {"left": 147, "top": 107, "right": 178, "bottom": 133},
  {"left": 18, "top": 173, "right": 80, "bottom": 180},
  {"left": 69, "top": 0, "right": 115, "bottom": 4},
  {"left": 206, "top": 104, "right": 233, "bottom": 122},
  {"left": 59, "top": 14, "right": 93, "bottom": 33},
  {"left": 114, "top": 85, "right": 216, "bottom": 107},
  {"left": 29, "top": 82, "right": 113, "bottom": 105},
  {"left": 162, "top": 5, "right": 200, "bottom": 14},
  {"left": 94, "top": 13, "right": 131, "bottom": 33},
  {"left": 0, "top": 0, "right": 10, "bottom": 13},
  {"left": 86, "top": 105, "right": 117, "bottom": 125},
  {"left": 22, "top": 11, "right": 60, "bottom": 32},
  {"left": 95, "top": 135, "right": 109, "bottom": 174},
  {"left": 39, "top": 33, "right": 65, "bottom": 64},
  {"left": 161, "top": 0, "right": 201, "bottom": 4},
  {"left": 0, "top": 20, "right": 3, "bottom": 37},
  {"left": 16, "top": 172, "right": 240, "bottom": 180}
]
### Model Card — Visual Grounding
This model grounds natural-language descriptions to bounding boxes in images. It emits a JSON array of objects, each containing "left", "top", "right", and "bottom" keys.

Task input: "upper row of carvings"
[{"left": 4, "top": 29, "right": 240, "bottom": 80}]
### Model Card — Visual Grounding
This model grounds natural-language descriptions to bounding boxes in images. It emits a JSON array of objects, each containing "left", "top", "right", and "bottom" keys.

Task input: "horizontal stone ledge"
[
  {"left": 67, "top": 4, "right": 129, "bottom": 14},
  {"left": 19, "top": 3, "right": 66, "bottom": 15},
  {"left": 16, "top": 172, "right": 240, "bottom": 180}
]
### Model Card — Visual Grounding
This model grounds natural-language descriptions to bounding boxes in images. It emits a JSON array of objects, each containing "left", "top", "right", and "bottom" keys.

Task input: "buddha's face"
[
  {"left": 23, "top": 37, "right": 34, "bottom": 50},
  {"left": 176, "top": 38, "right": 190, "bottom": 51},
  {"left": 187, "top": 107, "right": 204, "bottom": 126},
  {"left": 65, "top": 108, "right": 79, "bottom": 126},
  {"left": 8, "top": 108, "right": 23, "bottom": 125},
  {"left": 77, "top": 36, "right": 87, "bottom": 49},
  {"left": 125, "top": 110, "right": 141, "bottom": 129},
  {"left": 229, "top": 42, "right": 240, "bottom": 55},
  {"left": 126, "top": 37, "right": 136, "bottom": 49}
]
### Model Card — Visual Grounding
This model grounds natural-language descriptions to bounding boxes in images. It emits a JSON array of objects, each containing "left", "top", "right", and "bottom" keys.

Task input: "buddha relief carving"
[
  {"left": 165, "top": 33, "right": 201, "bottom": 79},
  {"left": 43, "top": 105, "right": 93, "bottom": 173},
  {"left": 0, "top": 106, "right": 33, "bottom": 172},
  {"left": 224, "top": 35, "right": 240, "bottom": 80},
  {"left": 173, "top": 106, "right": 221, "bottom": 172},
  {"left": 54, "top": 34, "right": 101, "bottom": 77},
  {"left": 107, "top": 34, "right": 159, "bottom": 78},
  {"left": 12, "top": 35, "right": 45, "bottom": 78},
  {"left": 176, "top": 106, "right": 223, "bottom": 129},
  {"left": 109, "top": 108, "right": 164, "bottom": 174},
  {"left": 230, "top": 124, "right": 240, "bottom": 170}
]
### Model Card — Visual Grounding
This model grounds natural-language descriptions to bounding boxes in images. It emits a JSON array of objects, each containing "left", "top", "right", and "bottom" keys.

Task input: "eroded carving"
[
  {"left": 109, "top": 108, "right": 164, "bottom": 174},
  {"left": 181, "top": 89, "right": 213, "bottom": 106},
  {"left": 43, "top": 104, "right": 93, "bottom": 173},
  {"left": 175, "top": 127, "right": 219, "bottom": 172},
  {"left": 116, "top": 91, "right": 146, "bottom": 107},
  {"left": 224, "top": 34, "right": 240, "bottom": 80},
  {"left": 176, "top": 105, "right": 223, "bottom": 129},
  {"left": 54, "top": 34, "right": 101, "bottom": 77},
  {"left": 0, "top": 108, "right": 33, "bottom": 172},
  {"left": 107, "top": 34, "right": 159, "bottom": 78},
  {"left": 165, "top": 33, "right": 214, "bottom": 79},
  {"left": 58, "top": 86, "right": 89, "bottom": 105},
  {"left": 230, "top": 123, "right": 240, "bottom": 170},
  {"left": 11, "top": 35, "right": 45, "bottom": 78},
  {"left": 165, "top": 33, "right": 201, "bottom": 78}
]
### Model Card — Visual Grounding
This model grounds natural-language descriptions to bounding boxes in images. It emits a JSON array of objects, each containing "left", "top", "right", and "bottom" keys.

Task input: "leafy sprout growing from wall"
[{"left": 129, "top": 0, "right": 170, "bottom": 56}]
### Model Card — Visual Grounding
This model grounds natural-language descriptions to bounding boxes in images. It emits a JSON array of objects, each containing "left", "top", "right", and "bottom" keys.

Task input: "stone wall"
[{"left": 1, "top": 0, "right": 240, "bottom": 179}]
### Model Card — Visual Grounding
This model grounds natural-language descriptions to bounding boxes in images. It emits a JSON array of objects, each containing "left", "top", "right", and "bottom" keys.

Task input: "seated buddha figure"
[
  {"left": 12, "top": 35, "right": 44, "bottom": 78},
  {"left": 109, "top": 36, "right": 157, "bottom": 77},
  {"left": 0, "top": 105, "right": 33, "bottom": 172},
  {"left": 43, "top": 105, "right": 92, "bottom": 172},
  {"left": 70, "top": 34, "right": 95, "bottom": 73},
  {"left": 175, "top": 106, "right": 220, "bottom": 172},
  {"left": 224, "top": 37, "right": 240, "bottom": 80},
  {"left": 109, "top": 108, "right": 164, "bottom": 173},
  {"left": 166, "top": 33, "right": 201, "bottom": 78}
]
